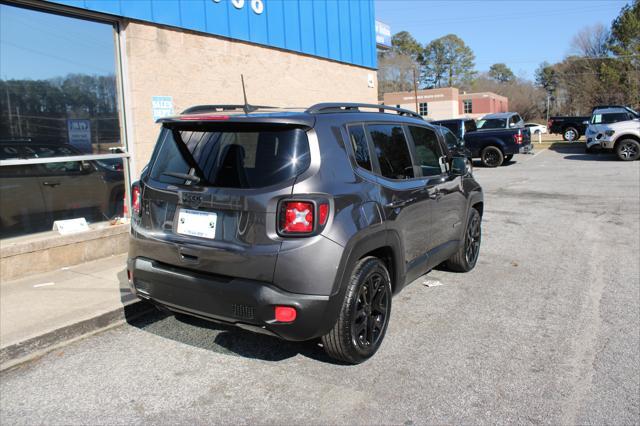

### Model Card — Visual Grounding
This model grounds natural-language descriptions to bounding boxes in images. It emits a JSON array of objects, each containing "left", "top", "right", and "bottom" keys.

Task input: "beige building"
[
  {"left": 0, "top": 0, "right": 378, "bottom": 280},
  {"left": 383, "top": 88, "right": 509, "bottom": 121}
]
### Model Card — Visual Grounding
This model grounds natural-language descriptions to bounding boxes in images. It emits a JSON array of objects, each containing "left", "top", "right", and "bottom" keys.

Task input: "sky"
[
  {"left": 374, "top": 0, "right": 630, "bottom": 80},
  {"left": 0, "top": 3, "right": 116, "bottom": 80}
]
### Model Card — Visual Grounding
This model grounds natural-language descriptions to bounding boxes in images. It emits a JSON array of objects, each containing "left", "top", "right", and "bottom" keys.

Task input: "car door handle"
[
  {"left": 42, "top": 181, "right": 61, "bottom": 187},
  {"left": 428, "top": 189, "right": 442, "bottom": 200},
  {"left": 385, "top": 198, "right": 415, "bottom": 209}
]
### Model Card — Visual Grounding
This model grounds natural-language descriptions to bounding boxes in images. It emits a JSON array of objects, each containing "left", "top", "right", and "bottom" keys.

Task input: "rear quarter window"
[{"left": 149, "top": 126, "right": 310, "bottom": 189}]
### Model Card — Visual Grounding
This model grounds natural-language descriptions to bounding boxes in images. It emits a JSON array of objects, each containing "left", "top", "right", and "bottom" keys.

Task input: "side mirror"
[
  {"left": 450, "top": 156, "right": 467, "bottom": 176},
  {"left": 81, "top": 160, "right": 94, "bottom": 173},
  {"left": 582, "top": 120, "right": 589, "bottom": 125}
]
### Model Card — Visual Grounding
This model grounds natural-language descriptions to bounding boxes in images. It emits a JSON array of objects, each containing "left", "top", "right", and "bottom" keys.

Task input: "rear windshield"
[
  {"left": 476, "top": 118, "right": 507, "bottom": 129},
  {"left": 149, "top": 126, "right": 310, "bottom": 188}
]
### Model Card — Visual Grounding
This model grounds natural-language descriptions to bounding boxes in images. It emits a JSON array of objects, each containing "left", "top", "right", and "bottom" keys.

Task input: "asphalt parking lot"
[{"left": 1, "top": 145, "right": 638, "bottom": 425}]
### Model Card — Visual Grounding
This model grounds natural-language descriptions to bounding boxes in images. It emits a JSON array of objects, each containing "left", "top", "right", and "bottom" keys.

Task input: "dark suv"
[{"left": 127, "top": 103, "right": 483, "bottom": 364}]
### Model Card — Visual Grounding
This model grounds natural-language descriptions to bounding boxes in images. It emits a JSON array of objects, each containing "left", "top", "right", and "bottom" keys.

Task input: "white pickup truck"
[{"left": 585, "top": 107, "right": 640, "bottom": 161}]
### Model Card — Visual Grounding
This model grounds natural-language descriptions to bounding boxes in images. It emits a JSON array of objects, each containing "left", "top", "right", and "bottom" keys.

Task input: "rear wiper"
[{"left": 161, "top": 172, "right": 201, "bottom": 184}]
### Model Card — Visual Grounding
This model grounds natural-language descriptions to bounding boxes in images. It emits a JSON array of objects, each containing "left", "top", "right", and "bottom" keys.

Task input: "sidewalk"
[{"left": 0, "top": 254, "right": 150, "bottom": 370}]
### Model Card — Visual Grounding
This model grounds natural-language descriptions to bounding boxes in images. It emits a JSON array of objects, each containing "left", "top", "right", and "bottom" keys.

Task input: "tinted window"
[
  {"left": 464, "top": 120, "right": 477, "bottom": 133},
  {"left": 438, "top": 121, "right": 461, "bottom": 138},
  {"left": 368, "top": 124, "right": 414, "bottom": 180},
  {"left": 150, "top": 127, "right": 310, "bottom": 188},
  {"left": 442, "top": 129, "right": 460, "bottom": 150},
  {"left": 348, "top": 124, "right": 372, "bottom": 171},
  {"left": 409, "top": 126, "right": 443, "bottom": 177},
  {"left": 603, "top": 113, "right": 630, "bottom": 124}
]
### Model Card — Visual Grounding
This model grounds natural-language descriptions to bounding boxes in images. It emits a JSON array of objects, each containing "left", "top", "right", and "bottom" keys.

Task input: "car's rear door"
[
  {"left": 366, "top": 123, "right": 432, "bottom": 280},
  {"left": 137, "top": 124, "right": 311, "bottom": 283}
]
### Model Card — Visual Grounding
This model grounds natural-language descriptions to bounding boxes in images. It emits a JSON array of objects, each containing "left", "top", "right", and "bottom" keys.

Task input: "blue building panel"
[
  {"left": 265, "top": 0, "right": 286, "bottom": 49},
  {"left": 312, "top": 0, "right": 329, "bottom": 59},
  {"left": 44, "top": 0, "right": 377, "bottom": 69}
]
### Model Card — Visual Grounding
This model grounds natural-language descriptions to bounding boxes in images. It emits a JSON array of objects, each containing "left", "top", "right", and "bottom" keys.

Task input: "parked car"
[
  {"left": 127, "top": 103, "right": 484, "bottom": 364},
  {"left": 525, "top": 122, "right": 547, "bottom": 134},
  {"left": 547, "top": 115, "right": 590, "bottom": 141},
  {"left": 433, "top": 113, "right": 533, "bottom": 167},
  {"left": 585, "top": 108, "right": 640, "bottom": 160},
  {"left": 0, "top": 142, "right": 125, "bottom": 238}
]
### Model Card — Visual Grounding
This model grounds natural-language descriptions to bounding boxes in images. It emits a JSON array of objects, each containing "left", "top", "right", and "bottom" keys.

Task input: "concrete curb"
[{"left": 0, "top": 300, "right": 154, "bottom": 372}]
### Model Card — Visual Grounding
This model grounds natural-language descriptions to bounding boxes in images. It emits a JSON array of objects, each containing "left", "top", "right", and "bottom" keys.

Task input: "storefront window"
[{"left": 0, "top": 3, "right": 126, "bottom": 238}]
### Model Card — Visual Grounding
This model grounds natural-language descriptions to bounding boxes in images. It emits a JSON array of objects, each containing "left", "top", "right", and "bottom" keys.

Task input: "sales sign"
[
  {"left": 152, "top": 96, "right": 174, "bottom": 121},
  {"left": 67, "top": 119, "right": 92, "bottom": 153}
]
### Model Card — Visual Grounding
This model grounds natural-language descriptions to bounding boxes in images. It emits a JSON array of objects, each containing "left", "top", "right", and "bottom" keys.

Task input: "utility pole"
[
  {"left": 546, "top": 94, "right": 550, "bottom": 125},
  {"left": 413, "top": 67, "right": 419, "bottom": 114}
]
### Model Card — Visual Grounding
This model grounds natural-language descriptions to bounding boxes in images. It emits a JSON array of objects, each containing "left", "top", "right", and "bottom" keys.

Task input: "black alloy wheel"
[
  {"left": 481, "top": 146, "right": 504, "bottom": 167},
  {"left": 465, "top": 210, "right": 481, "bottom": 267},
  {"left": 322, "top": 257, "right": 392, "bottom": 364},
  {"left": 351, "top": 271, "right": 390, "bottom": 350}
]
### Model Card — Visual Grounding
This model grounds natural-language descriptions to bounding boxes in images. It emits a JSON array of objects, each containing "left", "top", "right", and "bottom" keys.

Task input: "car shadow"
[
  {"left": 547, "top": 142, "right": 619, "bottom": 161},
  {"left": 117, "top": 269, "right": 344, "bottom": 364},
  {"left": 128, "top": 308, "right": 343, "bottom": 364}
]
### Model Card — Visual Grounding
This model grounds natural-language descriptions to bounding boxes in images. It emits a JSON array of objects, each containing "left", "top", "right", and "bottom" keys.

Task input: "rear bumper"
[
  {"left": 127, "top": 257, "right": 339, "bottom": 341},
  {"left": 518, "top": 143, "right": 533, "bottom": 154}
]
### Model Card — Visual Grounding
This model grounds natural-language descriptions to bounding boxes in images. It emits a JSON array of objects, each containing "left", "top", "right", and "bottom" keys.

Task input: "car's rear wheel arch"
[{"left": 360, "top": 246, "right": 397, "bottom": 293}]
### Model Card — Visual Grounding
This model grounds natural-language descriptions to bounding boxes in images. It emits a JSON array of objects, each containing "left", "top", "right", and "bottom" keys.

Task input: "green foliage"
[
  {"left": 0, "top": 74, "right": 119, "bottom": 144},
  {"left": 421, "top": 34, "right": 476, "bottom": 88},
  {"left": 488, "top": 63, "right": 515, "bottom": 83},
  {"left": 609, "top": 0, "right": 640, "bottom": 60},
  {"left": 534, "top": 61, "right": 558, "bottom": 95},
  {"left": 391, "top": 31, "right": 422, "bottom": 60}
]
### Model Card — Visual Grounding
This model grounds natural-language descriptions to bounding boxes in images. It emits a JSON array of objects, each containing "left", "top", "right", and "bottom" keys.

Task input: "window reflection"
[{"left": 0, "top": 4, "right": 125, "bottom": 239}]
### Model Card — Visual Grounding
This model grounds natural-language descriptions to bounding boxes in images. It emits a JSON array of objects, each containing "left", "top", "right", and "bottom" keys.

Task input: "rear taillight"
[
  {"left": 131, "top": 184, "right": 141, "bottom": 216},
  {"left": 280, "top": 201, "right": 314, "bottom": 233},
  {"left": 277, "top": 200, "right": 330, "bottom": 236},
  {"left": 547, "top": 119, "right": 553, "bottom": 129},
  {"left": 514, "top": 131, "right": 523, "bottom": 144}
]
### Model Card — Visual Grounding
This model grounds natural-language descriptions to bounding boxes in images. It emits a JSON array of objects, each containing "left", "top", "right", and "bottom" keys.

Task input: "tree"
[
  {"left": 535, "top": 61, "right": 558, "bottom": 95},
  {"left": 421, "top": 34, "right": 476, "bottom": 88},
  {"left": 391, "top": 31, "right": 422, "bottom": 60},
  {"left": 572, "top": 24, "right": 610, "bottom": 57},
  {"left": 472, "top": 74, "right": 546, "bottom": 120},
  {"left": 488, "top": 63, "right": 515, "bottom": 83},
  {"left": 608, "top": 0, "right": 640, "bottom": 106},
  {"left": 377, "top": 50, "right": 419, "bottom": 98},
  {"left": 609, "top": 0, "right": 640, "bottom": 60}
]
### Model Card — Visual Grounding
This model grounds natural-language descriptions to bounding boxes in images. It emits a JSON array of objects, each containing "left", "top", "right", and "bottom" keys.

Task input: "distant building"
[{"left": 383, "top": 88, "right": 508, "bottom": 120}]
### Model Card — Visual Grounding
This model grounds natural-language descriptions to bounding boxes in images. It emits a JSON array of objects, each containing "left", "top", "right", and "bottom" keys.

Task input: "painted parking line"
[{"left": 33, "top": 282, "right": 55, "bottom": 288}]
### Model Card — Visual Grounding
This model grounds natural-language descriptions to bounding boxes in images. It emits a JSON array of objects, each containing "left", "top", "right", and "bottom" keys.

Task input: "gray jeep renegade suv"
[{"left": 127, "top": 103, "right": 483, "bottom": 364}]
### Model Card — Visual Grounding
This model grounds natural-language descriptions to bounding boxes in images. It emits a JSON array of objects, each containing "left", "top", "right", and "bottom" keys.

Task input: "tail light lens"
[
  {"left": 514, "top": 131, "right": 523, "bottom": 144},
  {"left": 131, "top": 184, "right": 141, "bottom": 216},
  {"left": 280, "top": 201, "right": 314, "bottom": 234},
  {"left": 277, "top": 200, "right": 330, "bottom": 236},
  {"left": 547, "top": 119, "right": 553, "bottom": 129}
]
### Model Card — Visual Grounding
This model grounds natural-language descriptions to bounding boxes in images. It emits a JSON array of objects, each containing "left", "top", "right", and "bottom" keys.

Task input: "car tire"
[
  {"left": 562, "top": 127, "right": 579, "bottom": 141},
  {"left": 504, "top": 154, "right": 514, "bottom": 162},
  {"left": 615, "top": 139, "right": 640, "bottom": 161},
  {"left": 321, "top": 257, "right": 392, "bottom": 364},
  {"left": 481, "top": 146, "right": 504, "bottom": 167},
  {"left": 446, "top": 207, "right": 482, "bottom": 272}
]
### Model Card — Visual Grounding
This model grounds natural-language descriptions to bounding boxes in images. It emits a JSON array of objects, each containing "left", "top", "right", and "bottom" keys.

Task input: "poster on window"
[{"left": 67, "top": 119, "right": 92, "bottom": 153}]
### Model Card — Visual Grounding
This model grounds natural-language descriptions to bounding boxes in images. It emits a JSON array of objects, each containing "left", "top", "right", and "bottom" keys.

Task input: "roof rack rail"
[
  {"left": 181, "top": 105, "right": 278, "bottom": 114},
  {"left": 305, "top": 103, "right": 423, "bottom": 120}
]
